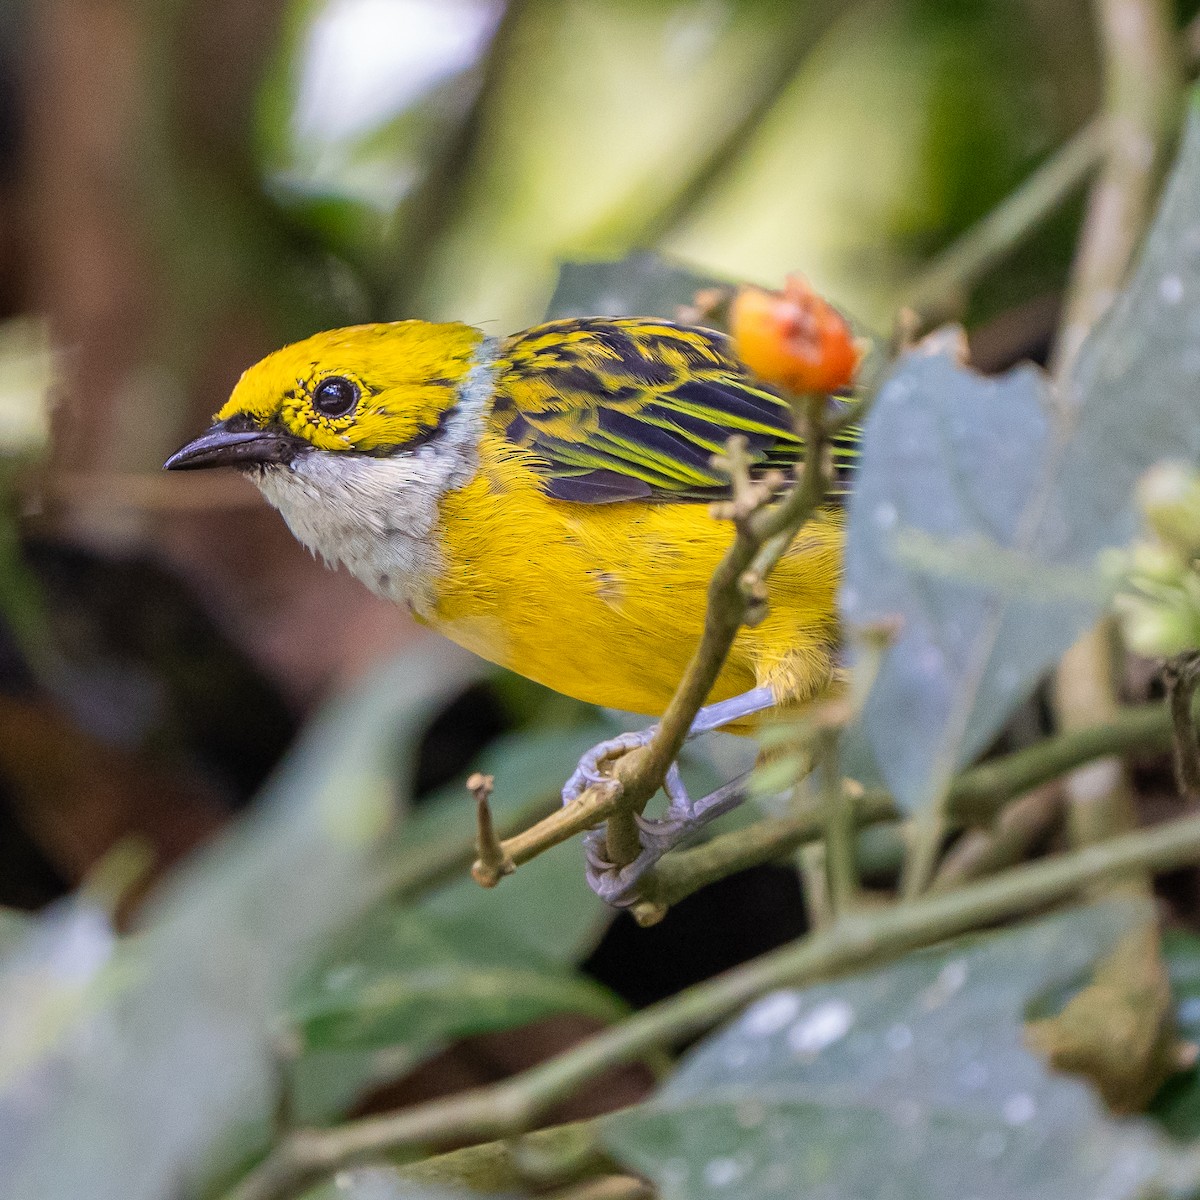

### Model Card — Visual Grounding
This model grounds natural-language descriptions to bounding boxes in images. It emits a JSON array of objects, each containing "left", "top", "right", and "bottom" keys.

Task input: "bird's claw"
[
  {"left": 582, "top": 828, "right": 615, "bottom": 874},
  {"left": 582, "top": 828, "right": 663, "bottom": 907},
  {"left": 561, "top": 729, "right": 656, "bottom": 805},
  {"left": 633, "top": 810, "right": 690, "bottom": 856},
  {"left": 630, "top": 763, "right": 698, "bottom": 854},
  {"left": 567, "top": 688, "right": 775, "bottom": 906},
  {"left": 562, "top": 687, "right": 775, "bottom": 809},
  {"left": 583, "top": 772, "right": 751, "bottom": 907},
  {"left": 663, "top": 762, "right": 690, "bottom": 808}
]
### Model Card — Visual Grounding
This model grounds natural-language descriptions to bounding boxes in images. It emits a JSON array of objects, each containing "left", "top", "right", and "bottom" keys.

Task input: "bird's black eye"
[{"left": 312, "top": 376, "right": 359, "bottom": 418}]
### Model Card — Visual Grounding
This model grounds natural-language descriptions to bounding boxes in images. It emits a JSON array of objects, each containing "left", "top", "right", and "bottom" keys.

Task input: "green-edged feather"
[{"left": 490, "top": 317, "right": 857, "bottom": 504}]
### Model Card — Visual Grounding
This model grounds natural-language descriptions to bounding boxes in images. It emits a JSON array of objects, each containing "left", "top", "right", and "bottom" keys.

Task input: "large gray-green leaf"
[
  {"left": 0, "top": 644, "right": 475, "bottom": 1200},
  {"left": 286, "top": 904, "right": 625, "bottom": 1128},
  {"left": 545, "top": 253, "right": 724, "bottom": 322},
  {"left": 842, "top": 353, "right": 1097, "bottom": 806},
  {"left": 285, "top": 711, "right": 738, "bottom": 1127},
  {"left": 0, "top": 900, "right": 113, "bottom": 1095},
  {"left": 602, "top": 903, "right": 1176, "bottom": 1200},
  {"left": 843, "top": 89, "right": 1200, "bottom": 811}
]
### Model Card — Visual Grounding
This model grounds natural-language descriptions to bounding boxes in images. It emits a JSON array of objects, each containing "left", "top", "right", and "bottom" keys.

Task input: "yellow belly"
[{"left": 427, "top": 434, "right": 843, "bottom": 717}]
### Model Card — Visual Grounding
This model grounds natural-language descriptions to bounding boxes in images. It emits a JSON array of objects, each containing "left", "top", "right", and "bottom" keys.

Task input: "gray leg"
[
  {"left": 562, "top": 685, "right": 775, "bottom": 907},
  {"left": 583, "top": 772, "right": 752, "bottom": 907},
  {"left": 561, "top": 685, "right": 774, "bottom": 805}
]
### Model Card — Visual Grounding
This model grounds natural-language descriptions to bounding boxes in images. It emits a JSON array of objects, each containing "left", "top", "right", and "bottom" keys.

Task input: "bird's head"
[
  {"left": 164, "top": 320, "right": 497, "bottom": 600},
  {"left": 164, "top": 320, "right": 489, "bottom": 473}
]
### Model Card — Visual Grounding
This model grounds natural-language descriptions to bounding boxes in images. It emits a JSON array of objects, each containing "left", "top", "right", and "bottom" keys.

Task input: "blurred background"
[{"left": 0, "top": 0, "right": 1154, "bottom": 926}]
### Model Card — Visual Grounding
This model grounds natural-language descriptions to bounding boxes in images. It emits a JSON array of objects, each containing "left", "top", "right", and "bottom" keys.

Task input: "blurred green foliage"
[
  {"left": 9, "top": 3, "right": 1200, "bottom": 1199},
  {"left": 249, "top": 0, "right": 1094, "bottom": 334}
]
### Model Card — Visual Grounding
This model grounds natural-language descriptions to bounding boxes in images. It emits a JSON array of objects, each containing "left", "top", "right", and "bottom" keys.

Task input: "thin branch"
[
  {"left": 1164, "top": 652, "right": 1200, "bottom": 801},
  {"left": 797, "top": 840, "right": 833, "bottom": 930},
  {"left": 929, "top": 783, "right": 1064, "bottom": 894},
  {"left": 906, "top": 118, "right": 1109, "bottom": 326},
  {"left": 225, "top": 810, "right": 1200, "bottom": 1200},
  {"left": 1052, "top": 0, "right": 1181, "bottom": 379},
  {"left": 945, "top": 697, "right": 1170, "bottom": 817},
  {"left": 477, "top": 784, "right": 628, "bottom": 880},
  {"left": 547, "top": 1176, "right": 655, "bottom": 1200},
  {"left": 390, "top": 790, "right": 559, "bottom": 900},
  {"left": 41, "top": 469, "right": 264, "bottom": 511},
  {"left": 635, "top": 695, "right": 1178, "bottom": 915},
  {"left": 636, "top": 791, "right": 894, "bottom": 921},
  {"left": 901, "top": 810, "right": 952, "bottom": 900},
  {"left": 445, "top": 693, "right": 1178, "bottom": 922},
  {"left": 468, "top": 774, "right": 513, "bottom": 887},
  {"left": 397, "top": 1119, "right": 618, "bottom": 1194},
  {"left": 818, "top": 730, "right": 860, "bottom": 912}
]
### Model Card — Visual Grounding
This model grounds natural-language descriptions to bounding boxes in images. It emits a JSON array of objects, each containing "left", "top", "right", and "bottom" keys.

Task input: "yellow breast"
[{"left": 424, "top": 433, "right": 843, "bottom": 718}]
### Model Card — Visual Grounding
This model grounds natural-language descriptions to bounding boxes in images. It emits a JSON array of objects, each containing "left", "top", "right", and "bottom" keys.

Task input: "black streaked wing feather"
[{"left": 491, "top": 316, "right": 856, "bottom": 504}]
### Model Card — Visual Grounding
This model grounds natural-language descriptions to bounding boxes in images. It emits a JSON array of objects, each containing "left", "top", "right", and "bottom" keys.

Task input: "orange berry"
[{"left": 730, "top": 275, "right": 861, "bottom": 394}]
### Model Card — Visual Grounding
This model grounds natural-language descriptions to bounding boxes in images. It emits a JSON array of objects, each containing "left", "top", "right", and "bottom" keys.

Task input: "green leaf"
[
  {"left": 842, "top": 351, "right": 1096, "bottom": 808},
  {"left": 0, "top": 900, "right": 115, "bottom": 1094},
  {"left": 283, "top": 709, "right": 745, "bottom": 1126},
  {"left": 394, "top": 723, "right": 619, "bottom": 964},
  {"left": 601, "top": 902, "right": 1181, "bottom": 1200},
  {"left": 290, "top": 903, "right": 623, "bottom": 1058},
  {"left": 286, "top": 723, "right": 623, "bottom": 1124},
  {"left": 284, "top": 902, "right": 625, "bottom": 1140},
  {"left": 544, "top": 253, "right": 725, "bottom": 322},
  {"left": 1150, "top": 930, "right": 1200, "bottom": 1139},
  {"left": 844, "top": 87, "right": 1200, "bottom": 811},
  {"left": 0, "top": 645, "right": 474, "bottom": 1200}
]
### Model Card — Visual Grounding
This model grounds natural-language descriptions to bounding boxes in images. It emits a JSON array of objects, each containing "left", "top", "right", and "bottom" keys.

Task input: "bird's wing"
[{"left": 489, "top": 317, "right": 857, "bottom": 504}]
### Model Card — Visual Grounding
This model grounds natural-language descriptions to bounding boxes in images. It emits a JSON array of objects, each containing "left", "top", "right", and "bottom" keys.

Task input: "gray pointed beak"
[{"left": 163, "top": 420, "right": 305, "bottom": 471}]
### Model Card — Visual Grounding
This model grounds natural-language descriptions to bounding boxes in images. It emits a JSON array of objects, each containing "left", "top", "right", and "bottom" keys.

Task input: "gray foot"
[
  {"left": 562, "top": 686, "right": 774, "bottom": 907},
  {"left": 561, "top": 686, "right": 774, "bottom": 806},
  {"left": 584, "top": 772, "right": 751, "bottom": 907},
  {"left": 561, "top": 729, "right": 655, "bottom": 805}
]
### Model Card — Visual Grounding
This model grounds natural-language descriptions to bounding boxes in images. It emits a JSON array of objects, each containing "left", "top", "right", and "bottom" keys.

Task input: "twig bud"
[
  {"left": 469, "top": 773, "right": 513, "bottom": 887},
  {"left": 1140, "top": 462, "right": 1200, "bottom": 559}
]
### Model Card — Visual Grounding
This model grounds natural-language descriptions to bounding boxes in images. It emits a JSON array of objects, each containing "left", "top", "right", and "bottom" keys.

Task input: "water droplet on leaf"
[{"left": 787, "top": 998, "right": 854, "bottom": 1055}]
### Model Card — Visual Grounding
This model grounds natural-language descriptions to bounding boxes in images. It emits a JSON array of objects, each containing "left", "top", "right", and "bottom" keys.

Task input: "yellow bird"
[{"left": 165, "top": 316, "right": 850, "bottom": 902}]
